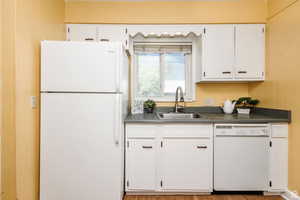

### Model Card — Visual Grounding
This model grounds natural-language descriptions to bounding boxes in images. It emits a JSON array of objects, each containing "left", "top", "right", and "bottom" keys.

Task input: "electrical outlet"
[
  {"left": 204, "top": 98, "right": 215, "bottom": 106},
  {"left": 30, "top": 96, "right": 37, "bottom": 109}
]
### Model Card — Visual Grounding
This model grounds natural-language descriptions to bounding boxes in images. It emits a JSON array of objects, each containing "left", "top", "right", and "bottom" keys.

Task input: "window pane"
[
  {"left": 136, "top": 53, "right": 161, "bottom": 97},
  {"left": 164, "top": 53, "right": 186, "bottom": 95}
]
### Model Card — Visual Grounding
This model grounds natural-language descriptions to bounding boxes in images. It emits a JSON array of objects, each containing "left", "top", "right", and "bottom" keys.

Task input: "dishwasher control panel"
[{"left": 214, "top": 124, "right": 269, "bottom": 136}]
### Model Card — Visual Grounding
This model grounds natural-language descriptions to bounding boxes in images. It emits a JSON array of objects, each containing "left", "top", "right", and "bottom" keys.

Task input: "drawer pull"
[
  {"left": 100, "top": 39, "right": 110, "bottom": 42},
  {"left": 142, "top": 146, "right": 153, "bottom": 149},
  {"left": 222, "top": 71, "right": 231, "bottom": 74},
  {"left": 197, "top": 145, "right": 207, "bottom": 149},
  {"left": 238, "top": 71, "right": 247, "bottom": 74},
  {"left": 85, "top": 38, "right": 94, "bottom": 41}
]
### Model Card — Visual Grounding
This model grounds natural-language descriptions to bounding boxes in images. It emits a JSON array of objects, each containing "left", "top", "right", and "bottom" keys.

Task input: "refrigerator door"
[
  {"left": 40, "top": 93, "right": 124, "bottom": 200},
  {"left": 41, "top": 41, "right": 122, "bottom": 93}
]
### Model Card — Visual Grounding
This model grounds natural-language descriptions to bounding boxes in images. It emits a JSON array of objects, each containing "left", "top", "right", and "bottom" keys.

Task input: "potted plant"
[
  {"left": 234, "top": 97, "right": 260, "bottom": 115},
  {"left": 143, "top": 99, "right": 156, "bottom": 113}
]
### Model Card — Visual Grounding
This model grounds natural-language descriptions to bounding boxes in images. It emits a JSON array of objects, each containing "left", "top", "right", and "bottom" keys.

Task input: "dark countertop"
[{"left": 125, "top": 107, "right": 291, "bottom": 124}]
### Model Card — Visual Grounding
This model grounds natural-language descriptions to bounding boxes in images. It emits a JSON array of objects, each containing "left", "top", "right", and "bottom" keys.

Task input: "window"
[{"left": 133, "top": 43, "right": 193, "bottom": 101}]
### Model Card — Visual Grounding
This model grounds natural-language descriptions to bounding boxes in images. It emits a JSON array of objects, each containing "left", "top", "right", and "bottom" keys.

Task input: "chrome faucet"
[{"left": 174, "top": 86, "right": 185, "bottom": 113}]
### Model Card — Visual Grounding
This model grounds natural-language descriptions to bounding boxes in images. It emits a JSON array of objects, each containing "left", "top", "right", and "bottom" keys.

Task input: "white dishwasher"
[{"left": 214, "top": 124, "right": 270, "bottom": 191}]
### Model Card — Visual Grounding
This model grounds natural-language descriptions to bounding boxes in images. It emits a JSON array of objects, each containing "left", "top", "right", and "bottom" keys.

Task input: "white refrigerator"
[{"left": 40, "top": 41, "right": 129, "bottom": 200}]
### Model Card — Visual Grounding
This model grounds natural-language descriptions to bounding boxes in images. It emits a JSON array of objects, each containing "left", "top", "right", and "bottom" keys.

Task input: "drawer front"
[
  {"left": 162, "top": 124, "right": 213, "bottom": 138},
  {"left": 126, "top": 124, "right": 158, "bottom": 138},
  {"left": 271, "top": 124, "right": 288, "bottom": 138}
]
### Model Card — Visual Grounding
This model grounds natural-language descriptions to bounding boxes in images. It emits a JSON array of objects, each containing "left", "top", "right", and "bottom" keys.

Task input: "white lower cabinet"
[
  {"left": 125, "top": 123, "right": 288, "bottom": 194},
  {"left": 268, "top": 124, "right": 288, "bottom": 192},
  {"left": 161, "top": 138, "right": 211, "bottom": 191},
  {"left": 126, "top": 139, "right": 157, "bottom": 191},
  {"left": 125, "top": 124, "right": 213, "bottom": 193}
]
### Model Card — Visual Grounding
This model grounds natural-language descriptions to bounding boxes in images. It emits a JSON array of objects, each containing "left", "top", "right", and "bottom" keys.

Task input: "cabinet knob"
[
  {"left": 197, "top": 145, "right": 207, "bottom": 149},
  {"left": 142, "top": 146, "right": 153, "bottom": 149}
]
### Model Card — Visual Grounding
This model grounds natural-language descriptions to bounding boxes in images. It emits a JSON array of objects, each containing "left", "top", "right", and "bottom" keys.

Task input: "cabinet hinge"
[
  {"left": 161, "top": 141, "right": 163, "bottom": 148},
  {"left": 160, "top": 180, "right": 163, "bottom": 187},
  {"left": 270, "top": 141, "right": 272, "bottom": 147},
  {"left": 127, "top": 141, "right": 129, "bottom": 148},
  {"left": 204, "top": 28, "right": 206, "bottom": 34},
  {"left": 269, "top": 181, "right": 272, "bottom": 187},
  {"left": 127, "top": 180, "right": 130, "bottom": 187}
]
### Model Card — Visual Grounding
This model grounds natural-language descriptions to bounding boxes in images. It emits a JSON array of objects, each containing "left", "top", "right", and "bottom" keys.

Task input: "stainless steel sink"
[{"left": 157, "top": 112, "right": 203, "bottom": 120}]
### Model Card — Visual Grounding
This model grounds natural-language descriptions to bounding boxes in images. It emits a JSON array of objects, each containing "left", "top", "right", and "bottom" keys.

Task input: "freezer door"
[
  {"left": 41, "top": 41, "right": 122, "bottom": 92},
  {"left": 40, "top": 93, "right": 124, "bottom": 200}
]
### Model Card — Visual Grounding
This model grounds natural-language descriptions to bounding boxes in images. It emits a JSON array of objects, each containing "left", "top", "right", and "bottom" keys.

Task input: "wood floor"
[{"left": 124, "top": 195, "right": 283, "bottom": 200}]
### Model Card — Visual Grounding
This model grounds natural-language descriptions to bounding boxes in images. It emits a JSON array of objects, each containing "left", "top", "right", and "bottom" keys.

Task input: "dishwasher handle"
[{"left": 215, "top": 135, "right": 269, "bottom": 137}]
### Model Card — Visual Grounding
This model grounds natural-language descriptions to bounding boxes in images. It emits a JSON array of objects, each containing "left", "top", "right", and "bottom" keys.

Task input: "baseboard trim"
[
  {"left": 126, "top": 192, "right": 211, "bottom": 196},
  {"left": 282, "top": 190, "right": 300, "bottom": 200},
  {"left": 264, "top": 192, "right": 283, "bottom": 196}
]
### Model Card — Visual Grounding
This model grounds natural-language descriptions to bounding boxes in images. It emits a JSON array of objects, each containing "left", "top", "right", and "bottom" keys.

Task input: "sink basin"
[{"left": 157, "top": 112, "right": 203, "bottom": 120}]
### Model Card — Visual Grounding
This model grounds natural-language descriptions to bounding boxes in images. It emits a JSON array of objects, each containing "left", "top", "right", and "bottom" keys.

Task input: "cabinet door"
[
  {"left": 202, "top": 25, "right": 235, "bottom": 79},
  {"left": 161, "top": 138, "right": 212, "bottom": 191},
  {"left": 98, "top": 25, "right": 126, "bottom": 43},
  {"left": 269, "top": 138, "right": 288, "bottom": 192},
  {"left": 235, "top": 24, "right": 265, "bottom": 79},
  {"left": 67, "top": 24, "right": 98, "bottom": 42},
  {"left": 126, "top": 139, "right": 156, "bottom": 191}
]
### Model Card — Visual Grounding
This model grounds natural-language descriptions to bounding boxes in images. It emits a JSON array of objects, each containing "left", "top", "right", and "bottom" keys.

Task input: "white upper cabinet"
[
  {"left": 98, "top": 25, "right": 127, "bottom": 43},
  {"left": 200, "top": 24, "right": 265, "bottom": 82},
  {"left": 66, "top": 24, "right": 265, "bottom": 82},
  {"left": 67, "top": 24, "right": 98, "bottom": 41},
  {"left": 235, "top": 24, "right": 265, "bottom": 79},
  {"left": 67, "top": 24, "right": 128, "bottom": 46},
  {"left": 202, "top": 25, "right": 235, "bottom": 80}
]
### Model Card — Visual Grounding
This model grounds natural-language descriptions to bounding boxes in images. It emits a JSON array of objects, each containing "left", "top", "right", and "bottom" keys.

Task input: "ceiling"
[{"left": 65, "top": 0, "right": 224, "bottom": 2}]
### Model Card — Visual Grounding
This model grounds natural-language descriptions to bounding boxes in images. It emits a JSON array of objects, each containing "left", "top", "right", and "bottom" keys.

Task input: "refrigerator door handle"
[{"left": 114, "top": 94, "right": 121, "bottom": 145}]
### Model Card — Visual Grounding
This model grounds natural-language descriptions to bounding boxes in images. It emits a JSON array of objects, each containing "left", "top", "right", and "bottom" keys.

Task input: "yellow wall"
[
  {"left": 14, "top": 0, "right": 65, "bottom": 199},
  {"left": 65, "top": 0, "right": 267, "bottom": 24},
  {"left": 65, "top": 0, "right": 265, "bottom": 106},
  {"left": 0, "top": 0, "right": 2, "bottom": 197},
  {"left": 1, "top": 0, "right": 17, "bottom": 199},
  {"left": 249, "top": 0, "right": 300, "bottom": 193},
  {"left": 159, "top": 83, "right": 249, "bottom": 107},
  {"left": 268, "top": 0, "right": 298, "bottom": 17},
  {"left": 1, "top": 0, "right": 65, "bottom": 200}
]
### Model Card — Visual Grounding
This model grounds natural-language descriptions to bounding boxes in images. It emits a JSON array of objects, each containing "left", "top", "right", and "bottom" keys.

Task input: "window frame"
[{"left": 131, "top": 37, "right": 197, "bottom": 102}]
